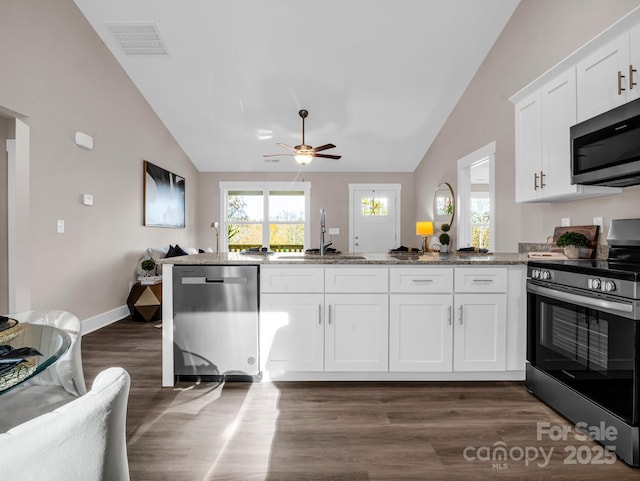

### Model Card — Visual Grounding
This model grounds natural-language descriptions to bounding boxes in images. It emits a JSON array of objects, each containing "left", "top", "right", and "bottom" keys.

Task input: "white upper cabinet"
[
  {"left": 630, "top": 24, "right": 640, "bottom": 103},
  {"left": 514, "top": 69, "right": 619, "bottom": 202},
  {"left": 576, "top": 32, "right": 632, "bottom": 122}
]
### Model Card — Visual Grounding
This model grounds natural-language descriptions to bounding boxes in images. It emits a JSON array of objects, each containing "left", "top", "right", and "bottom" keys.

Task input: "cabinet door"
[
  {"left": 260, "top": 293, "right": 324, "bottom": 372},
  {"left": 325, "top": 294, "right": 389, "bottom": 371},
  {"left": 389, "top": 294, "right": 453, "bottom": 372},
  {"left": 514, "top": 91, "right": 542, "bottom": 202},
  {"left": 453, "top": 294, "right": 506, "bottom": 372},
  {"left": 577, "top": 33, "right": 629, "bottom": 122},
  {"left": 541, "top": 69, "right": 578, "bottom": 199},
  {"left": 630, "top": 24, "right": 640, "bottom": 102}
]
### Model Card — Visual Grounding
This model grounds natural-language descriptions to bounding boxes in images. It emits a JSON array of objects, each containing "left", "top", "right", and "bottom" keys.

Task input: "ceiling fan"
[{"left": 263, "top": 109, "right": 341, "bottom": 165}]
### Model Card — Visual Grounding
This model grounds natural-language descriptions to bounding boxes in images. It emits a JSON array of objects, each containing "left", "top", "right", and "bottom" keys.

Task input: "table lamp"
[{"left": 416, "top": 221, "right": 434, "bottom": 253}]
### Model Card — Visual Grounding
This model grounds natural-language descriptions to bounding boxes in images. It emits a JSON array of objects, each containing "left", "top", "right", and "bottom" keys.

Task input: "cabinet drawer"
[
  {"left": 454, "top": 268, "right": 507, "bottom": 293},
  {"left": 261, "top": 267, "right": 324, "bottom": 293},
  {"left": 389, "top": 267, "right": 453, "bottom": 293},
  {"left": 325, "top": 267, "right": 388, "bottom": 293}
]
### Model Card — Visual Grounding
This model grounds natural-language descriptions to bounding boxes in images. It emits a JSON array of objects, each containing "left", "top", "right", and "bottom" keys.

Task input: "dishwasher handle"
[{"left": 181, "top": 277, "right": 248, "bottom": 285}]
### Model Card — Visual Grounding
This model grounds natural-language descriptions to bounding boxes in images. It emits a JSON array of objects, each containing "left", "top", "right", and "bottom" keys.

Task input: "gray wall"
[
  {"left": 0, "top": 116, "right": 8, "bottom": 314},
  {"left": 415, "top": 0, "right": 640, "bottom": 251},
  {"left": 197, "top": 172, "right": 416, "bottom": 253},
  {"left": 0, "top": 0, "right": 198, "bottom": 321}
]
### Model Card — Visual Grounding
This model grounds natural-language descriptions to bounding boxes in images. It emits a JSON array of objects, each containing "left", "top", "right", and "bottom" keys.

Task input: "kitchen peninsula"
[{"left": 160, "top": 252, "right": 526, "bottom": 386}]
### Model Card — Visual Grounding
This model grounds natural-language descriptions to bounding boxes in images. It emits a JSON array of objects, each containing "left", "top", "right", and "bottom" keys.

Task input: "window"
[
  {"left": 220, "top": 182, "right": 310, "bottom": 252},
  {"left": 361, "top": 196, "right": 389, "bottom": 216},
  {"left": 470, "top": 192, "right": 490, "bottom": 250}
]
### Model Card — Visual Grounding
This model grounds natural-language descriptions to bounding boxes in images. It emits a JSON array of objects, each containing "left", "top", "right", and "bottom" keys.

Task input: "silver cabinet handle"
[
  {"left": 631, "top": 64, "right": 637, "bottom": 90},
  {"left": 534, "top": 172, "right": 539, "bottom": 190},
  {"left": 319, "top": 304, "right": 322, "bottom": 324},
  {"left": 448, "top": 305, "right": 452, "bottom": 326},
  {"left": 412, "top": 279, "right": 434, "bottom": 283},
  {"left": 328, "top": 305, "right": 332, "bottom": 325},
  {"left": 472, "top": 279, "right": 494, "bottom": 284},
  {"left": 618, "top": 70, "right": 626, "bottom": 95},
  {"left": 458, "top": 305, "right": 464, "bottom": 325}
]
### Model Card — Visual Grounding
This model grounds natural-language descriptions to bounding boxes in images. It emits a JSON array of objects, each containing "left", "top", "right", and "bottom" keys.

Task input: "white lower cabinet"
[
  {"left": 260, "top": 264, "right": 521, "bottom": 379},
  {"left": 325, "top": 294, "right": 389, "bottom": 371},
  {"left": 260, "top": 293, "right": 324, "bottom": 372},
  {"left": 389, "top": 294, "right": 453, "bottom": 372},
  {"left": 453, "top": 294, "right": 507, "bottom": 372}
]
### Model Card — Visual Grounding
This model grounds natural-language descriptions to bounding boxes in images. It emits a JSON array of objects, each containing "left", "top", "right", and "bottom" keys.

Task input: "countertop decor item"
[
  {"left": 439, "top": 223, "right": 451, "bottom": 253},
  {"left": 416, "top": 221, "right": 434, "bottom": 253},
  {"left": 556, "top": 231, "right": 589, "bottom": 259},
  {"left": 550, "top": 225, "right": 599, "bottom": 258}
]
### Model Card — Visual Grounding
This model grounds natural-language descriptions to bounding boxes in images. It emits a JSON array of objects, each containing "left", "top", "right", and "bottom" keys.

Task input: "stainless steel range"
[{"left": 527, "top": 218, "right": 640, "bottom": 467}]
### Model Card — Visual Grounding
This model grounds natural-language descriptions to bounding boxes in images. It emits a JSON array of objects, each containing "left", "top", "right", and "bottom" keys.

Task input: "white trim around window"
[{"left": 219, "top": 181, "right": 311, "bottom": 252}]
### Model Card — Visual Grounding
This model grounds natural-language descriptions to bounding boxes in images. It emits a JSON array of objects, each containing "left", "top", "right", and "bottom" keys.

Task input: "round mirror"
[{"left": 433, "top": 182, "right": 455, "bottom": 228}]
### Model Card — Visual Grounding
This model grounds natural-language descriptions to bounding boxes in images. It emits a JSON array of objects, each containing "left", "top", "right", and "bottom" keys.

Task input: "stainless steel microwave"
[{"left": 571, "top": 97, "right": 640, "bottom": 187}]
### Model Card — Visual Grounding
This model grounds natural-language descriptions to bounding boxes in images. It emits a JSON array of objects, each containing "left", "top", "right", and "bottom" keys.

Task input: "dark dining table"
[{"left": 0, "top": 322, "right": 71, "bottom": 395}]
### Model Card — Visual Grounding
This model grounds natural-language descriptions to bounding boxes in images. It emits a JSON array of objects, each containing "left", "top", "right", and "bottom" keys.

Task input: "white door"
[
  {"left": 260, "top": 293, "right": 325, "bottom": 372},
  {"left": 389, "top": 294, "right": 453, "bottom": 372},
  {"left": 576, "top": 33, "right": 629, "bottom": 122},
  {"left": 349, "top": 184, "right": 400, "bottom": 253},
  {"left": 324, "top": 293, "right": 389, "bottom": 372},
  {"left": 453, "top": 294, "right": 506, "bottom": 372}
]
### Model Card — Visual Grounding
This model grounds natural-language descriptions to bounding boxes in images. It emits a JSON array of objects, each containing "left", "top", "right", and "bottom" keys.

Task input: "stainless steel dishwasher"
[{"left": 173, "top": 265, "right": 259, "bottom": 381}]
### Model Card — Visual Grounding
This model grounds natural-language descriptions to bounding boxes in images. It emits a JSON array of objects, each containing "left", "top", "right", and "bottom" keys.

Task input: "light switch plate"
[
  {"left": 329, "top": 228, "right": 340, "bottom": 235},
  {"left": 561, "top": 217, "right": 571, "bottom": 227},
  {"left": 56, "top": 219, "right": 64, "bottom": 234}
]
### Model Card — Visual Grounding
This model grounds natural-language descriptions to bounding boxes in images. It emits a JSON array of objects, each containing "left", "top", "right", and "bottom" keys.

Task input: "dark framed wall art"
[{"left": 143, "top": 160, "right": 185, "bottom": 228}]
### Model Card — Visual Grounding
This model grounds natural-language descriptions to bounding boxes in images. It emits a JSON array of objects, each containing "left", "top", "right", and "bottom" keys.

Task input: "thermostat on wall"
[
  {"left": 82, "top": 194, "right": 93, "bottom": 206},
  {"left": 75, "top": 131, "right": 94, "bottom": 150}
]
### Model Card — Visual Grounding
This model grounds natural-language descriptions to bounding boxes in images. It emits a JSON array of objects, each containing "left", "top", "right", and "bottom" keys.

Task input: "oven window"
[{"left": 530, "top": 292, "right": 638, "bottom": 423}]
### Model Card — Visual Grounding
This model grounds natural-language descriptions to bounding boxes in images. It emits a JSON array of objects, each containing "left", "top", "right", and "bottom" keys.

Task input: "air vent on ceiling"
[{"left": 106, "top": 22, "right": 168, "bottom": 56}]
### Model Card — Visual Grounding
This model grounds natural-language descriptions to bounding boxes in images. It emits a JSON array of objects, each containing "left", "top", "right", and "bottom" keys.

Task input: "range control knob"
[
  {"left": 590, "top": 278, "right": 601, "bottom": 290},
  {"left": 603, "top": 280, "right": 616, "bottom": 292},
  {"left": 541, "top": 270, "right": 551, "bottom": 280}
]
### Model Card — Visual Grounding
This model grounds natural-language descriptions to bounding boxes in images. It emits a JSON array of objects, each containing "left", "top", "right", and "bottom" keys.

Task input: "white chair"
[
  {"left": 0, "top": 310, "right": 86, "bottom": 432},
  {"left": 0, "top": 367, "right": 131, "bottom": 481}
]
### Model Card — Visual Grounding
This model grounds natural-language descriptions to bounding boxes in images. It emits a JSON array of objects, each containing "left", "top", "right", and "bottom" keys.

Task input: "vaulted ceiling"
[{"left": 73, "top": 0, "right": 520, "bottom": 172}]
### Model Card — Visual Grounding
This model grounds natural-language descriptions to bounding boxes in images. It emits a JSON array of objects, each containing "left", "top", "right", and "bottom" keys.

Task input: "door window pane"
[
  {"left": 269, "top": 191, "right": 305, "bottom": 221},
  {"left": 227, "top": 191, "right": 263, "bottom": 221},
  {"left": 361, "top": 197, "right": 388, "bottom": 216},
  {"left": 471, "top": 193, "right": 490, "bottom": 249},
  {"left": 228, "top": 223, "right": 262, "bottom": 251}
]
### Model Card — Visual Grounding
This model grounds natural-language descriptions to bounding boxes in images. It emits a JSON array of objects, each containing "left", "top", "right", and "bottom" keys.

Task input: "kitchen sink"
[{"left": 274, "top": 254, "right": 367, "bottom": 260}]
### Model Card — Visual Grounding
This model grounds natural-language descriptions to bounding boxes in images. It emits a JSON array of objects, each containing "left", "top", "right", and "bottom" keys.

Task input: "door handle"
[{"left": 618, "top": 70, "right": 626, "bottom": 95}]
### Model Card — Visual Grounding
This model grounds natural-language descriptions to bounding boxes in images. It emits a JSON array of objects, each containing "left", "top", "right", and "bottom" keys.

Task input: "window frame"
[{"left": 219, "top": 181, "right": 311, "bottom": 252}]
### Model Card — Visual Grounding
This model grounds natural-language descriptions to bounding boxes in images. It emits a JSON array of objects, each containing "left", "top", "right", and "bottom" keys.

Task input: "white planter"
[{"left": 563, "top": 245, "right": 580, "bottom": 259}]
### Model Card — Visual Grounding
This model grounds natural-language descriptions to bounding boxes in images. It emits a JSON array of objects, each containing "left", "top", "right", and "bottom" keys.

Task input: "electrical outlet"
[
  {"left": 561, "top": 217, "right": 571, "bottom": 227},
  {"left": 329, "top": 228, "right": 340, "bottom": 236},
  {"left": 593, "top": 216, "right": 604, "bottom": 230},
  {"left": 56, "top": 219, "right": 65, "bottom": 234}
]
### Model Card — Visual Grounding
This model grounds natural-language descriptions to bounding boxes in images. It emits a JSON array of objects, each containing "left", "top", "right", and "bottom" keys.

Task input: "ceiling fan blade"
[
  {"left": 263, "top": 153, "right": 294, "bottom": 157},
  {"left": 313, "top": 153, "right": 342, "bottom": 159},
  {"left": 276, "top": 143, "right": 296, "bottom": 151},
  {"left": 313, "top": 143, "right": 337, "bottom": 152}
]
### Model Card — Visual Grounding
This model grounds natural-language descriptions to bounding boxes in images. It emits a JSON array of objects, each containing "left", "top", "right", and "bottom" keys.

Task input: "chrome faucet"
[{"left": 320, "top": 208, "right": 332, "bottom": 256}]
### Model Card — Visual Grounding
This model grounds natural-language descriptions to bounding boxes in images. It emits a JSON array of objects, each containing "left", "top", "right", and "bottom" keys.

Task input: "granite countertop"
[{"left": 158, "top": 251, "right": 527, "bottom": 266}]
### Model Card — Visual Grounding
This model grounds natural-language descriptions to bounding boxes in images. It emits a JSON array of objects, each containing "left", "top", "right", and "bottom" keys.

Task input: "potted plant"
[
  {"left": 141, "top": 258, "right": 157, "bottom": 277},
  {"left": 439, "top": 223, "right": 451, "bottom": 254},
  {"left": 555, "top": 231, "right": 588, "bottom": 259}
]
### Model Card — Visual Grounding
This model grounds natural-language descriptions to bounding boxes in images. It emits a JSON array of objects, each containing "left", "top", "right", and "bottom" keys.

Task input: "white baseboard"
[{"left": 81, "top": 305, "right": 129, "bottom": 335}]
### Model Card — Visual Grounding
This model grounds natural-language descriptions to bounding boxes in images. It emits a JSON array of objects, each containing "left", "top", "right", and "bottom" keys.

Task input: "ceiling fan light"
[{"left": 295, "top": 153, "right": 313, "bottom": 165}]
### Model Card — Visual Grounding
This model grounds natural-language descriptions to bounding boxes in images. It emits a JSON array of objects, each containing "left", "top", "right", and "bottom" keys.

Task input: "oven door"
[{"left": 527, "top": 280, "right": 639, "bottom": 424}]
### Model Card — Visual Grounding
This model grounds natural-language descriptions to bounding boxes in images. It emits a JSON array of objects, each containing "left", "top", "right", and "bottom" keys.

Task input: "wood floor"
[{"left": 82, "top": 317, "right": 640, "bottom": 481}]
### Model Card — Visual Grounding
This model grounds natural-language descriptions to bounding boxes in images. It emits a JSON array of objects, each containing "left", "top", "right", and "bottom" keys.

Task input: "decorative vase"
[
  {"left": 563, "top": 245, "right": 580, "bottom": 259},
  {"left": 440, "top": 245, "right": 449, "bottom": 254}
]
